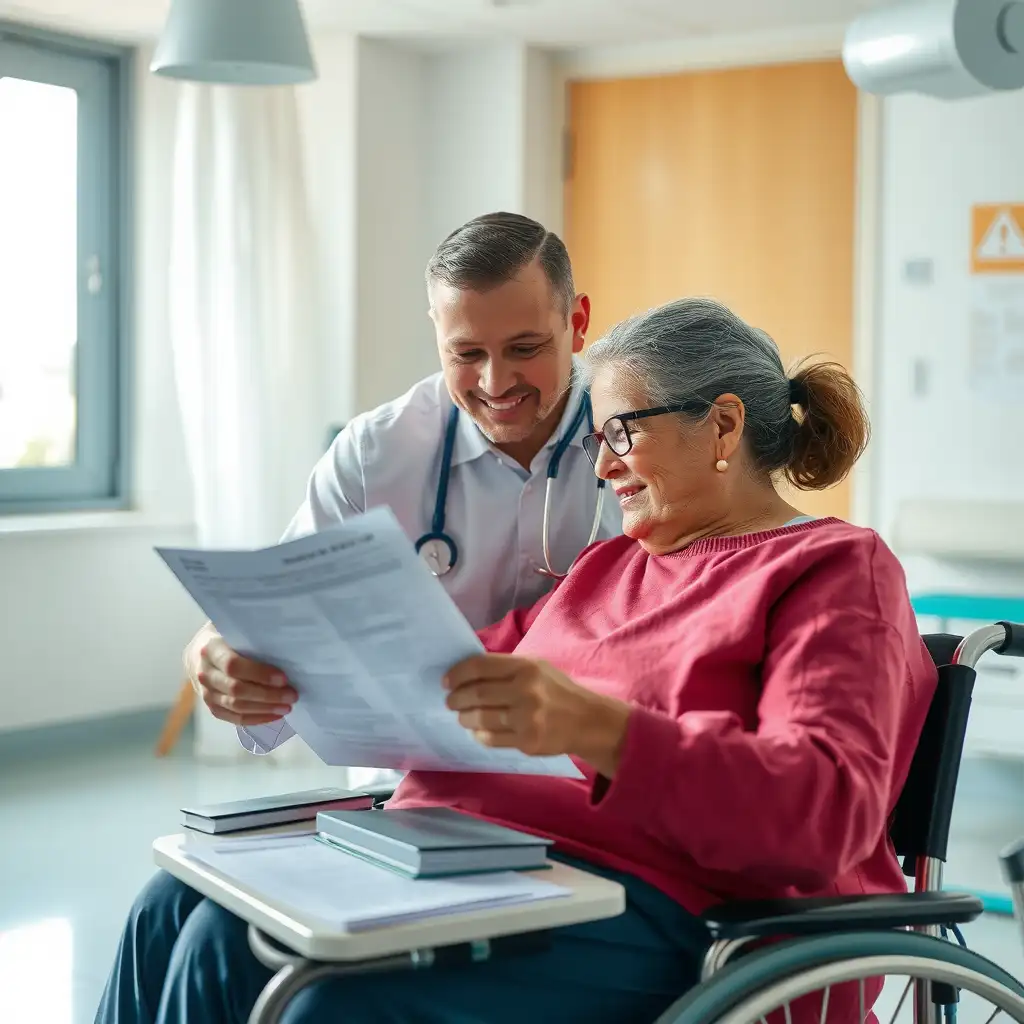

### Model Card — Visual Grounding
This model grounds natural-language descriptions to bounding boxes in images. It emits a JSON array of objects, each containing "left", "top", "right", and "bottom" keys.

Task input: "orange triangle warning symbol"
[
  {"left": 972, "top": 205, "right": 1024, "bottom": 273},
  {"left": 978, "top": 211, "right": 1024, "bottom": 259}
]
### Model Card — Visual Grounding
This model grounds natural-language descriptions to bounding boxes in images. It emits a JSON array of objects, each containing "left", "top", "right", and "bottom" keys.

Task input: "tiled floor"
[{"left": 1, "top": 723, "right": 1022, "bottom": 1024}]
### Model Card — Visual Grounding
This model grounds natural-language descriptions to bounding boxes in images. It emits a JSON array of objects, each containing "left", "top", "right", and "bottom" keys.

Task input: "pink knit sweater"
[{"left": 391, "top": 518, "right": 937, "bottom": 915}]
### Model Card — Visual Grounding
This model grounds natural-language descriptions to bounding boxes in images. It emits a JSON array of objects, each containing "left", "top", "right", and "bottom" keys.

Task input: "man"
[{"left": 187, "top": 212, "right": 622, "bottom": 775}]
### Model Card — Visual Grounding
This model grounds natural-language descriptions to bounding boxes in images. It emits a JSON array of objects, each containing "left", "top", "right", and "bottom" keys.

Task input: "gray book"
[
  {"left": 316, "top": 806, "right": 552, "bottom": 878},
  {"left": 182, "top": 787, "right": 373, "bottom": 834}
]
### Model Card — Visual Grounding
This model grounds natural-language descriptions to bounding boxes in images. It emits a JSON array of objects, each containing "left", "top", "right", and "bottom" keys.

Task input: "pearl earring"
[{"left": 716, "top": 459, "right": 729, "bottom": 472}]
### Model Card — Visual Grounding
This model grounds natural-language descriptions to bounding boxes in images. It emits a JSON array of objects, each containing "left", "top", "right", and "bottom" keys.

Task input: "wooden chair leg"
[{"left": 156, "top": 680, "right": 195, "bottom": 757}]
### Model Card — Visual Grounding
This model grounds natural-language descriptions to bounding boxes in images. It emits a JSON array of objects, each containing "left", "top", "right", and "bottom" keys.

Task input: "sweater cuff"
[{"left": 590, "top": 705, "right": 683, "bottom": 816}]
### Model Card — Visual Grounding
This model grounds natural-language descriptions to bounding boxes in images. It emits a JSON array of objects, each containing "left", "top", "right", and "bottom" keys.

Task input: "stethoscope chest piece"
[
  {"left": 414, "top": 392, "right": 602, "bottom": 580},
  {"left": 416, "top": 533, "right": 458, "bottom": 577}
]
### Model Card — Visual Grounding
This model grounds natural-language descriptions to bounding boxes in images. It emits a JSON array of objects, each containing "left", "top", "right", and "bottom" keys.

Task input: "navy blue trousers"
[{"left": 94, "top": 856, "right": 708, "bottom": 1024}]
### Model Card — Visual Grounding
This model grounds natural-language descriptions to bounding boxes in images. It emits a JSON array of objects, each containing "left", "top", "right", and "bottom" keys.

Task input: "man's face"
[{"left": 430, "top": 260, "right": 589, "bottom": 451}]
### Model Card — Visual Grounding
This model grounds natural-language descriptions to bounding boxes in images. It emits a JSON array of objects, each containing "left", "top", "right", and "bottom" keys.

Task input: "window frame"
[{"left": 0, "top": 21, "right": 133, "bottom": 515}]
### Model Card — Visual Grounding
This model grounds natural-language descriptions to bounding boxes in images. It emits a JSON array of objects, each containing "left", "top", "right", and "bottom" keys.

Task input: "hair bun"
[{"left": 786, "top": 360, "right": 869, "bottom": 491}]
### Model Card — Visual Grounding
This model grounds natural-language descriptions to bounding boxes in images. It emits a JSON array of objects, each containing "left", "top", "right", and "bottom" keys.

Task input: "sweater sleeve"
[
  {"left": 476, "top": 588, "right": 558, "bottom": 654},
  {"left": 592, "top": 540, "right": 931, "bottom": 891}
]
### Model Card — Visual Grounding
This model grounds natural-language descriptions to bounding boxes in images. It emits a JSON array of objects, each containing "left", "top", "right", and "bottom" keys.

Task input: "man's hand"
[
  {"left": 192, "top": 633, "right": 297, "bottom": 728},
  {"left": 444, "top": 654, "right": 631, "bottom": 778}
]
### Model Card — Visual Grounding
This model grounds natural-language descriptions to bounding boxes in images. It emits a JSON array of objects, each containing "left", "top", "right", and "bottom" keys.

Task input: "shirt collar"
[{"left": 449, "top": 358, "right": 589, "bottom": 468}]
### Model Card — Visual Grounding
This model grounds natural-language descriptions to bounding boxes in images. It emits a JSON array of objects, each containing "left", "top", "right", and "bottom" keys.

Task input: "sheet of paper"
[
  {"left": 187, "top": 836, "right": 569, "bottom": 932},
  {"left": 157, "top": 507, "right": 582, "bottom": 778},
  {"left": 969, "top": 275, "right": 1024, "bottom": 397}
]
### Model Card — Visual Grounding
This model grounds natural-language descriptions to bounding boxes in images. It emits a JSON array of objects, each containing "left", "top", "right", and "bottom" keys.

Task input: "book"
[
  {"left": 181, "top": 787, "right": 373, "bottom": 834},
  {"left": 316, "top": 806, "right": 552, "bottom": 878}
]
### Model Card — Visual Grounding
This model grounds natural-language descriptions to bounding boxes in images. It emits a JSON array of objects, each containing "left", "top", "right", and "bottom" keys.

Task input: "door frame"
[{"left": 547, "top": 27, "right": 883, "bottom": 530}]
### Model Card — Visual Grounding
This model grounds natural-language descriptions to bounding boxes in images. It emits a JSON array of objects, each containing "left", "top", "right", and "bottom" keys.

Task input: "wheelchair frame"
[
  {"left": 245, "top": 621, "right": 1024, "bottom": 1024},
  {"left": 694, "top": 621, "right": 1024, "bottom": 1024}
]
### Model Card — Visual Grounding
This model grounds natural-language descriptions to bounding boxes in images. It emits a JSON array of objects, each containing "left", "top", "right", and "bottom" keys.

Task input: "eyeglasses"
[{"left": 582, "top": 404, "right": 702, "bottom": 467}]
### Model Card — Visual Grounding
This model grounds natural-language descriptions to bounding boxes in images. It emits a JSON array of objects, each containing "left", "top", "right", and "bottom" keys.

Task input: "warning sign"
[
  {"left": 972, "top": 204, "right": 1024, "bottom": 274},
  {"left": 969, "top": 203, "right": 1024, "bottom": 396}
]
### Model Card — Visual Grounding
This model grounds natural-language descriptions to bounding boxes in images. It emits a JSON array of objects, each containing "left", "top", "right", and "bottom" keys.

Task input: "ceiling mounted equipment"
[{"left": 843, "top": 0, "right": 1024, "bottom": 99}]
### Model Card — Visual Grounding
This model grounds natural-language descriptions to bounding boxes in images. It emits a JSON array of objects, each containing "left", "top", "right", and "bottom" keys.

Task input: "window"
[{"left": 0, "top": 26, "right": 130, "bottom": 514}]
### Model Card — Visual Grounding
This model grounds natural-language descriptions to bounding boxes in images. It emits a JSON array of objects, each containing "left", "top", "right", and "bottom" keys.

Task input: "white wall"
[
  {"left": 346, "top": 40, "right": 560, "bottom": 414},
  {"left": 875, "top": 88, "right": 1024, "bottom": 596},
  {"left": 295, "top": 34, "right": 359, "bottom": 429},
  {"left": 0, "top": 50, "right": 204, "bottom": 734},
  {"left": 353, "top": 40, "right": 434, "bottom": 412},
  {"left": 299, "top": 34, "right": 436, "bottom": 423},
  {"left": 422, "top": 45, "right": 529, "bottom": 250},
  {"left": 523, "top": 47, "right": 563, "bottom": 230},
  {"left": 298, "top": 38, "right": 560, "bottom": 421}
]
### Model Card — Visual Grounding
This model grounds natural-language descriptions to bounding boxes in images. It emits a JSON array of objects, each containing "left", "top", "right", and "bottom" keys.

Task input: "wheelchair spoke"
[
  {"left": 860, "top": 978, "right": 865, "bottom": 1023},
  {"left": 982, "top": 1008, "right": 1003, "bottom": 1024},
  {"left": 887, "top": 978, "right": 913, "bottom": 1024},
  {"left": 784, "top": 1001, "right": 793, "bottom": 1024},
  {"left": 819, "top": 985, "right": 830, "bottom": 1024}
]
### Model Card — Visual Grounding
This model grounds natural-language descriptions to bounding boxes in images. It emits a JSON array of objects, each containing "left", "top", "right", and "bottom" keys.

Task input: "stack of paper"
[{"left": 186, "top": 836, "right": 569, "bottom": 932}]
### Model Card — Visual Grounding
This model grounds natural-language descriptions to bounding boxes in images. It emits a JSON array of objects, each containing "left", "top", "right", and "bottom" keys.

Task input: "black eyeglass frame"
[{"left": 582, "top": 402, "right": 706, "bottom": 467}]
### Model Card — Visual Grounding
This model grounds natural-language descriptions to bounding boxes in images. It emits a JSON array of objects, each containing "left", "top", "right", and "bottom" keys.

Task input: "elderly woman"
[{"left": 96, "top": 298, "right": 936, "bottom": 1024}]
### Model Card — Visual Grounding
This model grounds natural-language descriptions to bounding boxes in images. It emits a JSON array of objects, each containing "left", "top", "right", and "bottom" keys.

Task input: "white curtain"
[{"left": 168, "top": 84, "right": 325, "bottom": 762}]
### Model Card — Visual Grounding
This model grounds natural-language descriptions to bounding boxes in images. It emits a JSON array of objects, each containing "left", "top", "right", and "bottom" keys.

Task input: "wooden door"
[{"left": 565, "top": 60, "right": 858, "bottom": 520}]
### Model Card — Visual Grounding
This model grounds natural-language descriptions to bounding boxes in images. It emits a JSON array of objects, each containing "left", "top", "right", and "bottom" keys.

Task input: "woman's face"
[{"left": 588, "top": 365, "right": 740, "bottom": 553}]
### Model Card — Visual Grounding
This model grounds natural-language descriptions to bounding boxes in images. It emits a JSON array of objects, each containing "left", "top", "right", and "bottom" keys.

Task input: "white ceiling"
[{"left": 0, "top": 0, "right": 885, "bottom": 49}]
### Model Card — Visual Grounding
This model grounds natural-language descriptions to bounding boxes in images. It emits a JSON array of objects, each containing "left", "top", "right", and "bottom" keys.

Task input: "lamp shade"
[{"left": 151, "top": 0, "right": 317, "bottom": 86}]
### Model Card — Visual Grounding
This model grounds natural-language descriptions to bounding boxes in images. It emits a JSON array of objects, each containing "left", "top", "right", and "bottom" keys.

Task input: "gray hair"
[{"left": 582, "top": 296, "right": 869, "bottom": 490}]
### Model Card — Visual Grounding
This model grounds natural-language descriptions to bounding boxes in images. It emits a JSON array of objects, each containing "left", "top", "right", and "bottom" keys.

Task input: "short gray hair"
[{"left": 582, "top": 297, "right": 869, "bottom": 490}]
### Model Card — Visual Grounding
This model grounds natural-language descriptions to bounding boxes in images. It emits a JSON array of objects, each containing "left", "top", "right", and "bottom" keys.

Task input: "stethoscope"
[{"left": 415, "top": 393, "right": 607, "bottom": 580}]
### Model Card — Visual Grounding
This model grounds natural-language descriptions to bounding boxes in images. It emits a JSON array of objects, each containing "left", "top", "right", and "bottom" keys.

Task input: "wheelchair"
[{"left": 247, "top": 622, "right": 1024, "bottom": 1024}]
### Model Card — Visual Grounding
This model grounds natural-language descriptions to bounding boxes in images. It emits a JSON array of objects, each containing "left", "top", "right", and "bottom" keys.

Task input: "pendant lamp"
[{"left": 151, "top": 0, "right": 317, "bottom": 86}]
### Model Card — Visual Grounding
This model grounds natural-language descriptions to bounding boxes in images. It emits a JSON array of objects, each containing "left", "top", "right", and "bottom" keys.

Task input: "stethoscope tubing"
[{"left": 417, "top": 391, "right": 604, "bottom": 578}]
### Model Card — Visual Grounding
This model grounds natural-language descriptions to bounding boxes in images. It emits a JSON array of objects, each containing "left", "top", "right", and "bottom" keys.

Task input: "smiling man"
[
  {"left": 433, "top": 224, "right": 585, "bottom": 473},
  {"left": 179, "top": 211, "right": 623, "bottom": 780}
]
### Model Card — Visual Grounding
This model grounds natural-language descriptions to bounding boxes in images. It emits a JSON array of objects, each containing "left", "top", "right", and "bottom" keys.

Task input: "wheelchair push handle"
[
  {"left": 996, "top": 621, "right": 1024, "bottom": 658},
  {"left": 953, "top": 622, "right": 1024, "bottom": 669}
]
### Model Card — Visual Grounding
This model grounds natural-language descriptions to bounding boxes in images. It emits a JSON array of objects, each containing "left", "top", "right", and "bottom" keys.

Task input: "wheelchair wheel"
[{"left": 656, "top": 931, "right": 1024, "bottom": 1024}]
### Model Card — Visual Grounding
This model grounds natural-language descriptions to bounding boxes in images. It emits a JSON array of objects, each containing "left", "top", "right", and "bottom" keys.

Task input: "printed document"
[
  {"left": 186, "top": 835, "right": 570, "bottom": 932},
  {"left": 157, "top": 508, "right": 582, "bottom": 778}
]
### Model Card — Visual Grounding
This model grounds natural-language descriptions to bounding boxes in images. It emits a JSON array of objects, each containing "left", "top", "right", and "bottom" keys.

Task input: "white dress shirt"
[{"left": 237, "top": 368, "right": 622, "bottom": 773}]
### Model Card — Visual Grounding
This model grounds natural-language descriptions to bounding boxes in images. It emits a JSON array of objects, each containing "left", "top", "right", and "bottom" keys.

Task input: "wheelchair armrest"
[{"left": 701, "top": 891, "right": 983, "bottom": 941}]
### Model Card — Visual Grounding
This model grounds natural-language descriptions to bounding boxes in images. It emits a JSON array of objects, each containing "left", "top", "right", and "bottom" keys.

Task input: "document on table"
[
  {"left": 186, "top": 836, "right": 570, "bottom": 932},
  {"left": 156, "top": 507, "right": 582, "bottom": 778}
]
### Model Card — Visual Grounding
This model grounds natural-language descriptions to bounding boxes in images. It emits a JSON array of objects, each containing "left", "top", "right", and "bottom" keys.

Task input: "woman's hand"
[{"left": 444, "top": 654, "right": 631, "bottom": 778}]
